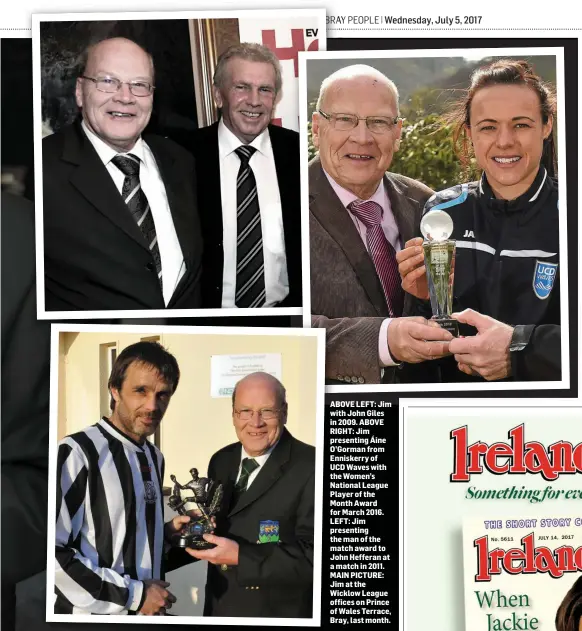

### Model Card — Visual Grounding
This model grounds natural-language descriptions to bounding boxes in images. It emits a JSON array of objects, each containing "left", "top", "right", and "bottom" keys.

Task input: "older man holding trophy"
[
  {"left": 166, "top": 372, "right": 314, "bottom": 618},
  {"left": 309, "top": 65, "right": 455, "bottom": 385}
]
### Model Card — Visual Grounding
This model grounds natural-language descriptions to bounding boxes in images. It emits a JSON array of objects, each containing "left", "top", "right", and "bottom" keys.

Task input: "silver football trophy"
[
  {"left": 168, "top": 468, "right": 223, "bottom": 549},
  {"left": 420, "top": 209, "right": 458, "bottom": 337}
]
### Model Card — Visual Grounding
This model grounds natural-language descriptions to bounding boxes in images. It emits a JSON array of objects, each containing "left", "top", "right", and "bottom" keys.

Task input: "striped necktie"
[
  {"left": 112, "top": 153, "right": 162, "bottom": 289},
  {"left": 234, "top": 146, "right": 265, "bottom": 308},
  {"left": 348, "top": 200, "right": 403, "bottom": 317},
  {"left": 233, "top": 457, "right": 259, "bottom": 501}
]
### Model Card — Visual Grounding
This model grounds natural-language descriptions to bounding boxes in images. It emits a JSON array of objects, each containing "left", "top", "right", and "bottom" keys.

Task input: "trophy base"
[
  {"left": 172, "top": 520, "right": 215, "bottom": 549},
  {"left": 175, "top": 536, "right": 216, "bottom": 550},
  {"left": 432, "top": 316, "right": 459, "bottom": 337}
]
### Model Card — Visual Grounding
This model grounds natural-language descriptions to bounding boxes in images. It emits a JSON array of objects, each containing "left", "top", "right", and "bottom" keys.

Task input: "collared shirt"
[
  {"left": 82, "top": 121, "right": 185, "bottom": 306},
  {"left": 324, "top": 169, "right": 402, "bottom": 252},
  {"left": 218, "top": 119, "right": 289, "bottom": 307},
  {"left": 55, "top": 417, "right": 165, "bottom": 615},
  {"left": 235, "top": 441, "right": 278, "bottom": 490},
  {"left": 323, "top": 169, "right": 400, "bottom": 368}
]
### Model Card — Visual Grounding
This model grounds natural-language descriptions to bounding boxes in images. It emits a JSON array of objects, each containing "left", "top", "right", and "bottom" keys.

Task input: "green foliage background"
[
  {"left": 307, "top": 94, "right": 473, "bottom": 192},
  {"left": 390, "top": 115, "right": 463, "bottom": 191},
  {"left": 305, "top": 55, "right": 556, "bottom": 192}
]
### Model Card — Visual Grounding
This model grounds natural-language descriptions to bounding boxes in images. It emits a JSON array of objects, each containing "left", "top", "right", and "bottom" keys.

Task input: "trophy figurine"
[
  {"left": 168, "top": 468, "right": 223, "bottom": 549},
  {"left": 420, "top": 209, "right": 459, "bottom": 337}
]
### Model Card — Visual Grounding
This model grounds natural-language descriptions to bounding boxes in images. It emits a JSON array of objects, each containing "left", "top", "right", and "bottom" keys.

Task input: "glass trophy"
[{"left": 420, "top": 209, "right": 458, "bottom": 337}]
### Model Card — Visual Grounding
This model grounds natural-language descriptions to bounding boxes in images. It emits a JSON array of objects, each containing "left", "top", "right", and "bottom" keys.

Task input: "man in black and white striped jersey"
[{"left": 54, "top": 341, "right": 189, "bottom": 616}]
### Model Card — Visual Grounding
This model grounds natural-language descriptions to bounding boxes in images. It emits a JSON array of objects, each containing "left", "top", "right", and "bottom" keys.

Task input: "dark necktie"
[
  {"left": 233, "top": 457, "right": 259, "bottom": 500},
  {"left": 111, "top": 153, "right": 162, "bottom": 289},
  {"left": 348, "top": 200, "right": 404, "bottom": 317},
  {"left": 234, "top": 146, "right": 265, "bottom": 308}
]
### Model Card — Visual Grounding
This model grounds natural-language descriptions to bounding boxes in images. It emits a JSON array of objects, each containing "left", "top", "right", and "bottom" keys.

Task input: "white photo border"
[
  {"left": 46, "top": 322, "right": 326, "bottom": 625},
  {"left": 32, "top": 8, "right": 327, "bottom": 321},
  {"left": 299, "top": 45, "right": 570, "bottom": 393}
]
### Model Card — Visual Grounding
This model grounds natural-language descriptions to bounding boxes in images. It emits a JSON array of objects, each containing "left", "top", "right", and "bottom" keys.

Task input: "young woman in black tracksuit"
[{"left": 398, "top": 60, "right": 561, "bottom": 382}]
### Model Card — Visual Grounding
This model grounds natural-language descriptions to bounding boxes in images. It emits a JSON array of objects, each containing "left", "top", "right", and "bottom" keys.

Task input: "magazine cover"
[
  {"left": 463, "top": 515, "right": 582, "bottom": 630},
  {"left": 404, "top": 403, "right": 582, "bottom": 631}
]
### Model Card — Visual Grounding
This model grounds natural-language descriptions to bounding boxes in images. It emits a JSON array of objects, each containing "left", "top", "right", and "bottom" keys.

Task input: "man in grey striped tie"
[{"left": 191, "top": 43, "right": 300, "bottom": 308}]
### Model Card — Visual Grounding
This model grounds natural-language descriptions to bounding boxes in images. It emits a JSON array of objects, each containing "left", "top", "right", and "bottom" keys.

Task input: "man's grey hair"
[
  {"left": 316, "top": 64, "right": 400, "bottom": 113},
  {"left": 232, "top": 372, "right": 288, "bottom": 416},
  {"left": 213, "top": 42, "right": 282, "bottom": 94}
]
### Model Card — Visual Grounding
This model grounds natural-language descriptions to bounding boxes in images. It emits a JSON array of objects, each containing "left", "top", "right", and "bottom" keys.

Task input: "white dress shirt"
[
  {"left": 235, "top": 443, "right": 277, "bottom": 490},
  {"left": 82, "top": 122, "right": 185, "bottom": 306},
  {"left": 323, "top": 169, "right": 401, "bottom": 367},
  {"left": 218, "top": 120, "right": 289, "bottom": 307}
]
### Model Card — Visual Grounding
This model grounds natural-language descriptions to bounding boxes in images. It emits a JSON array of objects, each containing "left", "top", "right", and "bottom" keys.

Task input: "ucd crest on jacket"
[{"left": 533, "top": 260, "right": 558, "bottom": 300}]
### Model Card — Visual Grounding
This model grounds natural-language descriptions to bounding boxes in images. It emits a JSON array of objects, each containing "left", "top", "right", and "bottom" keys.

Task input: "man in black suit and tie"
[
  {"left": 189, "top": 43, "right": 301, "bottom": 309},
  {"left": 42, "top": 37, "right": 202, "bottom": 311},
  {"left": 185, "top": 372, "right": 314, "bottom": 618}
]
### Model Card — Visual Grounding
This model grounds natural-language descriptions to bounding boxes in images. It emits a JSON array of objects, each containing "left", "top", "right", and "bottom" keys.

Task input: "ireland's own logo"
[{"left": 533, "top": 260, "right": 558, "bottom": 300}]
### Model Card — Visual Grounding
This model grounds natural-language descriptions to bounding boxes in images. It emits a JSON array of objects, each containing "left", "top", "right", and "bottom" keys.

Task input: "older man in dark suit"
[
  {"left": 185, "top": 372, "right": 314, "bottom": 618},
  {"left": 189, "top": 43, "right": 301, "bottom": 309},
  {"left": 42, "top": 37, "right": 202, "bottom": 312},
  {"left": 309, "top": 65, "right": 453, "bottom": 384}
]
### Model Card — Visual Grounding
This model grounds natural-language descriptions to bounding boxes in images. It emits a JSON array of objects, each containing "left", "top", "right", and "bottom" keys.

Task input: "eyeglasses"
[
  {"left": 81, "top": 76, "right": 155, "bottom": 97},
  {"left": 318, "top": 109, "right": 399, "bottom": 134},
  {"left": 234, "top": 408, "right": 280, "bottom": 421}
]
